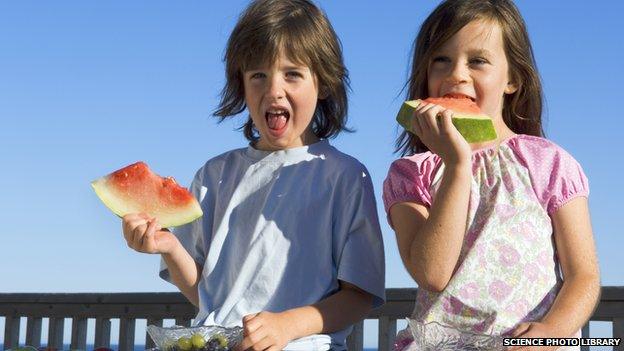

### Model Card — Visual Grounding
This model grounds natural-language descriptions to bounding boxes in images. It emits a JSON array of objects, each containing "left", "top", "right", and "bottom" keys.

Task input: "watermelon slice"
[
  {"left": 91, "top": 162, "right": 202, "bottom": 228},
  {"left": 396, "top": 96, "right": 497, "bottom": 143}
]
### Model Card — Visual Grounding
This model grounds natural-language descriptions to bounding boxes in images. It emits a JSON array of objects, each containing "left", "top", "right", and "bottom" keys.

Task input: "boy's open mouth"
[{"left": 266, "top": 109, "right": 290, "bottom": 131}]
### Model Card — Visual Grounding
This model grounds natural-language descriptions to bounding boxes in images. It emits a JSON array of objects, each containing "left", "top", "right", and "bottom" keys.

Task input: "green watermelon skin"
[
  {"left": 92, "top": 162, "right": 203, "bottom": 228},
  {"left": 396, "top": 99, "right": 497, "bottom": 143}
]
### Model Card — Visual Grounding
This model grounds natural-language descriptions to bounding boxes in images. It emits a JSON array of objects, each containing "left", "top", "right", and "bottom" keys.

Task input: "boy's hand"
[
  {"left": 239, "top": 311, "right": 293, "bottom": 351},
  {"left": 122, "top": 213, "right": 177, "bottom": 254},
  {"left": 506, "top": 322, "right": 559, "bottom": 351},
  {"left": 411, "top": 102, "right": 472, "bottom": 167}
]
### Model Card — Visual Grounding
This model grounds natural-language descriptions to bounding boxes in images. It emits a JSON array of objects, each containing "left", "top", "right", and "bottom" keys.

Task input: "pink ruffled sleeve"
[
  {"left": 382, "top": 153, "right": 440, "bottom": 227},
  {"left": 511, "top": 135, "right": 589, "bottom": 215}
]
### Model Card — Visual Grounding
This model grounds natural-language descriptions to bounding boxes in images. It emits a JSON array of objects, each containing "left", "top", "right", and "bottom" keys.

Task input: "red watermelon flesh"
[
  {"left": 422, "top": 96, "right": 482, "bottom": 115},
  {"left": 91, "top": 162, "right": 202, "bottom": 228},
  {"left": 396, "top": 95, "right": 497, "bottom": 143}
]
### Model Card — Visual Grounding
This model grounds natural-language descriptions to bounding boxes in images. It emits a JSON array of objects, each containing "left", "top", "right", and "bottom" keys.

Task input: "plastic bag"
[
  {"left": 147, "top": 325, "right": 243, "bottom": 351},
  {"left": 407, "top": 319, "right": 504, "bottom": 351}
]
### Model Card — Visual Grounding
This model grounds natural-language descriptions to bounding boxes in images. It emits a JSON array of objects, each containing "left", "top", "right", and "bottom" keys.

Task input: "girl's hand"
[
  {"left": 506, "top": 322, "right": 559, "bottom": 351},
  {"left": 239, "top": 311, "right": 293, "bottom": 351},
  {"left": 122, "top": 213, "right": 177, "bottom": 254},
  {"left": 412, "top": 102, "right": 472, "bottom": 167}
]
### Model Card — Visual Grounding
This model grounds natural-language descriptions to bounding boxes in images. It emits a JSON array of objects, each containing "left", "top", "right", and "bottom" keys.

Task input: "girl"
[
  {"left": 121, "top": 1, "right": 385, "bottom": 350},
  {"left": 383, "top": 0, "right": 600, "bottom": 350}
]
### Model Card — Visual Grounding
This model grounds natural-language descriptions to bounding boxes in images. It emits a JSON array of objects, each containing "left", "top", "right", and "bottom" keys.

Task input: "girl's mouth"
[
  {"left": 443, "top": 93, "right": 476, "bottom": 102},
  {"left": 265, "top": 109, "right": 290, "bottom": 135}
]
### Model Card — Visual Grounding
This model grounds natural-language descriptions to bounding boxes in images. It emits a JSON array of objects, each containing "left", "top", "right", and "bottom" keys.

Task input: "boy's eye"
[
  {"left": 249, "top": 72, "right": 266, "bottom": 79},
  {"left": 286, "top": 71, "right": 303, "bottom": 78}
]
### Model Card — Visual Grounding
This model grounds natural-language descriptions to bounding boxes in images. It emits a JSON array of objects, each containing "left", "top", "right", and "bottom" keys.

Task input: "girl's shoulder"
[
  {"left": 507, "top": 134, "right": 584, "bottom": 171},
  {"left": 507, "top": 134, "right": 589, "bottom": 215},
  {"left": 387, "top": 151, "right": 442, "bottom": 177}
]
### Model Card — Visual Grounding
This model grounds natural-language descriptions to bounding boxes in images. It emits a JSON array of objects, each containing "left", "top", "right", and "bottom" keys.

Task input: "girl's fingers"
[
  {"left": 422, "top": 105, "right": 443, "bottom": 136},
  {"left": 438, "top": 109, "right": 455, "bottom": 135},
  {"left": 511, "top": 323, "right": 531, "bottom": 337}
]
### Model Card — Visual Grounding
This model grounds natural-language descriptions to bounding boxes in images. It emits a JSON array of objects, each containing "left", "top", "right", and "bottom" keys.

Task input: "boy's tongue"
[{"left": 267, "top": 114, "right": 287, "bottom": 130}]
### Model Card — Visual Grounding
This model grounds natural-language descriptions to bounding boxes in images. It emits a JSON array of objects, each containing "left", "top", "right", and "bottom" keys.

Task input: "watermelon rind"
[
  {"left": 396, "top": 99, "right": 497, "bottom": 143},
  {"left": 91, "top": 177, "right": 203, "bottom": 228}
]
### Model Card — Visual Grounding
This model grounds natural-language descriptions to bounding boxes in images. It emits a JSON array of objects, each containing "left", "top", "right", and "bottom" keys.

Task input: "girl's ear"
[{"left": 505, "top": 81, "right": 518, "bottom": 94}]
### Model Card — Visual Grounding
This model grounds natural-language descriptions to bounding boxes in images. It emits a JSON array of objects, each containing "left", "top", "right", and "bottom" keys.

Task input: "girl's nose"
[{"left": 446, "top": 62, "right": 470, "bottom": 85}]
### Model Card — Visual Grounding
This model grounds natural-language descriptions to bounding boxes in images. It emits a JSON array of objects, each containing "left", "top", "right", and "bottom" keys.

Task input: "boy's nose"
[{"left": 266, "top": 77, "right": 285, "bottom": 99}]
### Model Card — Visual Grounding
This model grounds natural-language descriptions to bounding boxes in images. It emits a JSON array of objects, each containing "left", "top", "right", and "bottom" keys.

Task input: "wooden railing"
[{"left": 1, "top": 287, "right": 623, "bottom": 351}]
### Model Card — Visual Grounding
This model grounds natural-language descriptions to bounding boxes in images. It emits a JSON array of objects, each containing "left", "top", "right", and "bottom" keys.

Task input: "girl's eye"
[
  {"left": 469, "top": 57, "right": 488, "bottom": 65},
  {"left": 431, "top": 56, "right": 451, "bottom": 64}
]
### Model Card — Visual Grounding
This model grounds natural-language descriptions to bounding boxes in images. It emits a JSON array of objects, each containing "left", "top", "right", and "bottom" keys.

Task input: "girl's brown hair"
[
  {"left": 397, "top": 0, "right": 544, "bottom": 156},
  {"left": 214, "top": 0, "right": 351, "bottom": 142}
]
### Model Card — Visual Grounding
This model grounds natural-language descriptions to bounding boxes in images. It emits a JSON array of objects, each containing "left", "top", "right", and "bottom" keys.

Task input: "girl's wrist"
[{"left": 444, "top": 160, "right": 472, "bottom": 176}]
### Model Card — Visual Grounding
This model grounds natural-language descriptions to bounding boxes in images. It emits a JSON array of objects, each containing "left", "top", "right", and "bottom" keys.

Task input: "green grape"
[
  {"left": 176, "top": 336, "right": 193, "bottom": 351},
  {"left": 191, "top": 333, "right": 206, "bottom": 349}
]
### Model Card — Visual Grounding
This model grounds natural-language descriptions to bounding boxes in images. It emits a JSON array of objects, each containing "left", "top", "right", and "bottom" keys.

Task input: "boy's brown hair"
[
  {"left": 215, "top": 0, "right": 351, "bottom": 142},
  {"left": 397, "top": 0, "right": 544, "bottom": 156}
]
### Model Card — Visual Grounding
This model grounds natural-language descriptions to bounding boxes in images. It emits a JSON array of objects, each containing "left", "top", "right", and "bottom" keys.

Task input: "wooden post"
[
  {"left": 613, "top": 318, "right": 624, "bottom": 351},
  {"left": 146, "top": 318, "right": 163, "bottom": 349},
  {"left": 94, "top": 317, "right": 111, "bottom": 349},
  {"left": 25, "top": 317, "right": 42, "bottom": 348},
  {"left": 47, "top": 317, "right": 64, "bottom": 350},
  {"left": 378, "top": 316, "right": 397, "bottom": 351},
  {"left": 119, "top": 318, "right": 136, "bottom": 351},
  {"left": 70, "top": 317, "right": 88, "bottom": 350},
  {"left": 346, "top": 321, "right": 364, "bottom": 351},
  {"left": 3, "top": 316, "right": 20, "bottom": 350},
  {"left": 175, "top": 318, "right": 192, "bottom": 327},
  {"left": 581, "top": 323, "right": 590, "bottom": 351}
]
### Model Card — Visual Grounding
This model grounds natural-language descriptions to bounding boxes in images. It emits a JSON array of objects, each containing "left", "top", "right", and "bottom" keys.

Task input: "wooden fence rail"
[{"left": 1, "top": 287, "right": 622, "bottom": 351}]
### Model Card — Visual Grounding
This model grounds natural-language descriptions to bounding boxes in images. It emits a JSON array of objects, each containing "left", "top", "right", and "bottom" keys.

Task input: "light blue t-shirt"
[{"left": 160, "top": 139, "right": 385, "bottom": 350}]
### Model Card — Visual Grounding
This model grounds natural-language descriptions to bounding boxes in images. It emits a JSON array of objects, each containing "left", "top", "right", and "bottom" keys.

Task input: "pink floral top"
[{"left": 383, "top": 134, "right": 589, "bottom": 336}]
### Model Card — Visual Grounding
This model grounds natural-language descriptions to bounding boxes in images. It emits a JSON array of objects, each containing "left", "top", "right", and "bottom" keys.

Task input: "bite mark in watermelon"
[
  {"left": 91, "top": 161, "right": 202, "bottom": 228},
  {"left": 396, "top": 96, "right": 497, "bottom": 143}
]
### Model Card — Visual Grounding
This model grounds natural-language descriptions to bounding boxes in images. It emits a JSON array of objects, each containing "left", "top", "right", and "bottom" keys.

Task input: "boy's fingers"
[
  {"left": 242, "top": 313, "right": 259, "bottom": 325},
  {"left": 240, "top": 327, "right": 267, "bottom": 350},
  {"left": 143, "top": 220, "right": 159, "bottom": 251},
  {"left": 131, "top": 222, "right": 148, "bottom": 249},
  {"left": 250, "top": 335, "right": 272, "bottom": 351}
]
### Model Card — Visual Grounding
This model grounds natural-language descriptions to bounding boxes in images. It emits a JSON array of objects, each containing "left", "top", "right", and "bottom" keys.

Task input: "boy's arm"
[
  {"left": 240, "top": 281, "right": 373, "bottom": 350},
  {"left": 509, "top": 197, "right": 600, "bottom": 348},
  {"left": 161, "top": 238, "right": 203, "bottom": 307},
  {"left": 390, "top": 162, "right": 472, "bottom": 292}
]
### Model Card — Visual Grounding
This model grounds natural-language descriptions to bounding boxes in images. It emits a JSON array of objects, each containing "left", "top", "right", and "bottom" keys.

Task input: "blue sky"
[{"left": 1, "top": 0, "right": 622, "bottom": 347}]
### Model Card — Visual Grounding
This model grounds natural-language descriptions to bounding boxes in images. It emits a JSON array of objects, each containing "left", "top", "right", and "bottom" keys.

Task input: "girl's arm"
[
  {"left": 390, "top": 162, "right": 472, "bottom": 292},
  {"left": 510, "top": 197, "right": 600, "bottom": 348},
  {"left": 239, "top": 281, "right": 373, "bottom": 350},
  {"left": 388, "top": 102, "right": 473, "bottom": 292}
]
